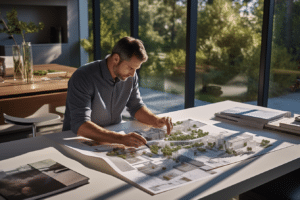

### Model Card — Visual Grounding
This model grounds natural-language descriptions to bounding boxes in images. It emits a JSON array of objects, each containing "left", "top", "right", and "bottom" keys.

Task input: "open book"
[{"left": 0, "top": 159, "right": 89, "bottom": 200}]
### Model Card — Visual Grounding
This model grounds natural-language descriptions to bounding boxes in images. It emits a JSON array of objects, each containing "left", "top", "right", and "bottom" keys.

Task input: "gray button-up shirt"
[{"left": 62, "top": 59, "right": 145, "bottom": 134}]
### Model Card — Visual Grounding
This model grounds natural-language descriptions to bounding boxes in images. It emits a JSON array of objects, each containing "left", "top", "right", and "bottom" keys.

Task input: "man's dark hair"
[{"left": 112, "top": 37, "right": 148, "bottom": 62}]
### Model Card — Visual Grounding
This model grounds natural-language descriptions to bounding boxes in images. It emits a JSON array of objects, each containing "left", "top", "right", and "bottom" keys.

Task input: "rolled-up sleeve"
[
  {"left": 126, "top": 74, "right": 145, "bottom": 118},
  {"left": 67, "top": 70, "right": 94, "bottom": 134}
]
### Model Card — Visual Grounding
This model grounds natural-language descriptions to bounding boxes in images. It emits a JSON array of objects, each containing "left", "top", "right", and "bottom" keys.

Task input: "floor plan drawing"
[{"left": 49, "top": 119, "right": 295, "bottom": 195}]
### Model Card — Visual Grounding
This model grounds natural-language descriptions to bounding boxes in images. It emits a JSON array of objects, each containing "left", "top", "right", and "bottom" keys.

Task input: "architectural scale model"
[
  {"left": 106, "top": 119, "right": 275, "bottom": 169},
  {"left": 59, "top": 119, "right": 294, "bottom": 195}
]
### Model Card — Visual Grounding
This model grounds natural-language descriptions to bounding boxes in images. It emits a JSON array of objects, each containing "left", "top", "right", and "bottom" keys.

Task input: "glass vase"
[
  {"left": 21, "top": 42, "right": 34, "bottom": 83},
  {"left": 12, "top": 45, "right": 25, "bottom": 81}
]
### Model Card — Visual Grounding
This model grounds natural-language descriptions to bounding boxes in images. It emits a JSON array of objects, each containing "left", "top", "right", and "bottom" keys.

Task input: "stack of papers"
[
  {"left": 265, "top": 114, "right": 300, "bottom": 135},
  {"left": 215, "top": 107, "right": 291, "bottom": 129}
]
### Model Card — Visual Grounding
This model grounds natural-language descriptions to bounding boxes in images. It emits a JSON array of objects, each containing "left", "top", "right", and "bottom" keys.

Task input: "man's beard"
[{"left": 113, "top": 62, "right": 129, "bottom": 81}]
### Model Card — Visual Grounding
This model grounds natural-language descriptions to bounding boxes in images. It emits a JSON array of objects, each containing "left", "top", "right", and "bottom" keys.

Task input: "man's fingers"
[
  {"left": 131, "top": 132, "right": 147, "bottom": 144},
  {"left": 167, "top": 117, "right": 173, "bottom": 135},
  {"left": 124, "top": 132, "right": 147, "bottom": 147},
  {"left": 126, "top": 147, "right": 136, "bottom": 152}
]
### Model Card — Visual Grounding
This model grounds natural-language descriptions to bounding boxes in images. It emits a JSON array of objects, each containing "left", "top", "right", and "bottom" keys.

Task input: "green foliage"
[
  {"left": 271, "top": 46, "right": 298, "bottom": 71},
  {"left": 161, "top": 145, "right": 172, "bottom": 156},
  {"left": 273, "top": 0, "right": 300, "bottom": 55},
  {"left": 0, "top": 8, "right": 44, "bottom": 43},
  {"left": 164, "top": 49, "right": 186, "bottom": 75},
  {"left": 260, "top": 139, "right": 270, "bottom": 147},
  {"left": 80, "top": 0, "right": 300, "bottom": 102},
  {"left": 117, "top": 154, "right": 127, "bottom": 159},
  {"left": 33, "top": 70, "right": 47, "bottom": 76},
  {"left": 196, "top": 0, "right": 254, "bottom": 85},
  {"left": 33, "top": 69, "right": 61, "bottom": 76},
  {"left": 207, "top": 142, "right": 215, "bottom": 148},
  {"left": 197, "top": 148, "right": 206, "bottom": 152},
  {"left": 192, "top": 142, "right": 204, "bottom": 147},
  {"left": 226, "top": 148, "right": 233, "bottom": 154},
  {"left": 218, "top": 144, "right": 223, "bottom": 150},
  {"left": 150, "top": 144, "right": 160, "bottom": 154},
  {"left": 269, "top": 45, "right": 299, "bottom": 96},
  {"left": 167, "top": 129, "right": 208, "bottom": 141},
  {"left": 233, "top": 150, "right": 237, "bottom": 156}
]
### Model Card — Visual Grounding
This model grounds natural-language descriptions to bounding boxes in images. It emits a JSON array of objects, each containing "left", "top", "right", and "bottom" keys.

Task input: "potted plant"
[{"left": 0, "top": 8, "right": 44, "bottom": 83}]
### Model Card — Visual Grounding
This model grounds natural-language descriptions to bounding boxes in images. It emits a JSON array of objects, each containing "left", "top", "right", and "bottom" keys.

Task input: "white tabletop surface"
[{"left": 1, "top": 100, "right": 300, "bottom": 200}]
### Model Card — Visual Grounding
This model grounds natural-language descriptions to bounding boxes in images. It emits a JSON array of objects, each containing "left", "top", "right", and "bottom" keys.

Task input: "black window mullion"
[
  {"left": 185, "top": 0, "right": 198, "bottom": 109},
  {"left": 93, "top": 0, "right": 101, "bottom": 60},
  {"left": 130, "top": 0, "right": 139, "bottom": 39},
  {"left": 257, "top": 0, "right": 275, "bottom": 107},
  {"left": 131, "top": 0, "right": 140, "bottom": 82}
]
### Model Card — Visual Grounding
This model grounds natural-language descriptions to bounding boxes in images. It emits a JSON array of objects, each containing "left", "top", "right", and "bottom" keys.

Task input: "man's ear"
[{"left": 112, "top": 54, "right": 120, "bottom": 64}]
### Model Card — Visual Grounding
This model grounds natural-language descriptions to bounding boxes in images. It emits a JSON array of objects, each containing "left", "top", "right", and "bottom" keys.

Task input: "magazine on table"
[{"left": 0, "top": 159, "right": 89, "bottom": 200}]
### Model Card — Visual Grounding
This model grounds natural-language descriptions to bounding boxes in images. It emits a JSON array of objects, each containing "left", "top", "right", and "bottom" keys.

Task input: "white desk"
[{"left": 1, "top": 100, "right": 300, "bottom": 200}]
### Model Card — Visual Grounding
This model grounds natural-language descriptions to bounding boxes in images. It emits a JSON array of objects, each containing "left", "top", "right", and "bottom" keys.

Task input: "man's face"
[{"left": 113, "top": 56, "right": 143, "bottom": 81}]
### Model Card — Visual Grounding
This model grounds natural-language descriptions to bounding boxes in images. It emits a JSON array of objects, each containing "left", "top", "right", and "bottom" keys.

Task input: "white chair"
[{"left": 3, "top": 112, "right": 61, "bottom": 137}]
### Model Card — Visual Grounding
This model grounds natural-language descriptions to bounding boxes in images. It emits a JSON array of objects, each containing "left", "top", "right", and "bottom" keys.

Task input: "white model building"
[
  {"left": 172, "top": 151, "right": 179, "bottom": 159},
  {"left": 247, "top": 140, "right": 257, "bottom": 151},
  {"left": 142, "top": 128, "right": 165, "bottom": 140},
  {"left": 226, "top": 134, "right": 253, "bottom": 150},
  {"left": 172, "top": 124, "right": 185, "bottom": 132},
  {"left": 183, "top": 149, "right": 195, "bottom": 160},
  {"left": 215, "top": 133, "right": 225, "bottom": 146},
  {"left": 207, "top": 136, "right": 217, "bottom": 147}
]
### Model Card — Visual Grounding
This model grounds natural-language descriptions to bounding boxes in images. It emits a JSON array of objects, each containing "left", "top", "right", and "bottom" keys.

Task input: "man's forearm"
[
  {"left": 77, "top": 121, "right": 123, "bottom": 144},
  {"left": 134, "top": 106, "right": 159, "bottom": 127}
]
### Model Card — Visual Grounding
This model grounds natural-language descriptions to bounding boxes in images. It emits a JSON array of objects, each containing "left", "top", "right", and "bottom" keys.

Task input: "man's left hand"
[{"left": 154, "top": 117, "right": 173, "bottom": 135}]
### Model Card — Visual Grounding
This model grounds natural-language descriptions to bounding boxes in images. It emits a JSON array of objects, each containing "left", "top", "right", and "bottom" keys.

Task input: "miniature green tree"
[
  {"left": 197, "top": 148, "right": 206, "bottom": 152},
  {"left": 233, "top": 150, "right": 238, "bottom": 156},
  {"left": 218, "top": 144, "right": 223, "bottom": 150},
  {"left": 226, "top": 148, "right": 233, "bottom": 154},
  {"left": 150, "top": 144, "right": 159, "bottom": 154},
  {"left": 117, "top": 154, "right": 127, "bottom": 159},
  {"left": 260, "top": 139, "right": 270, "bottom": 147}
]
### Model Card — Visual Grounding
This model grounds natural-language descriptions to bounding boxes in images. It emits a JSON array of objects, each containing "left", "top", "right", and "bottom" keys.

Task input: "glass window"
[
  {"left": 268, "top": 0, "right": 300, "bottom": 114},
  {"left": 139, "top": 0, "right": 187, "bottom": 114},
  {"left": 195, "top": 0, "right": 264, "bottom": 106},
  {"left": 82, "top": 0, "right": 130, "bottom": 62}
]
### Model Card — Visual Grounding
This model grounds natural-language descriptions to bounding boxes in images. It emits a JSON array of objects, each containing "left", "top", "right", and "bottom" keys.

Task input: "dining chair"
[{"left": 3, "top": 112, "right": 61, "bottom": 137}]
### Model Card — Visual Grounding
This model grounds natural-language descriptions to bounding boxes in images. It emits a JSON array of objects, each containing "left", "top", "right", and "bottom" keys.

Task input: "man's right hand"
[{"left": 121, "top": 132, "right": 147, "bottom": 148}]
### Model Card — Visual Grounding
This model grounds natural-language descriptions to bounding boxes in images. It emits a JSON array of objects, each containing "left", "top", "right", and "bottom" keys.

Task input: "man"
[{"left": 63, "top": 37, "right": 173, "bottom": 149}]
